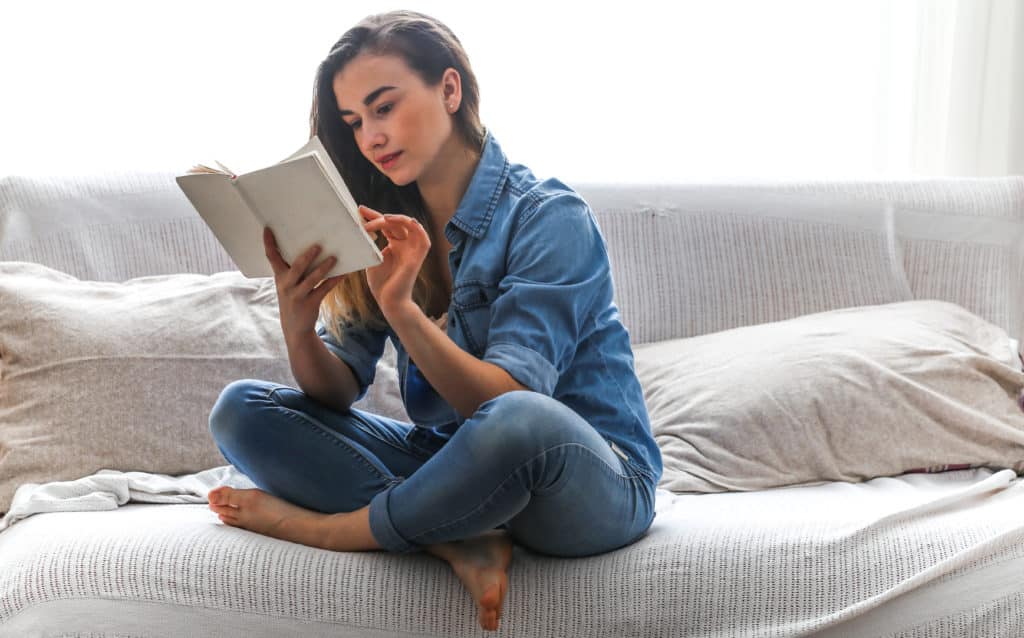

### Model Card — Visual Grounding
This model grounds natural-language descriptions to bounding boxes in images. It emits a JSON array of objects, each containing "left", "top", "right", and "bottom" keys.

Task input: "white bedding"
[{"left": 3, "top": 467, "right": 1024, "bottom": 637}]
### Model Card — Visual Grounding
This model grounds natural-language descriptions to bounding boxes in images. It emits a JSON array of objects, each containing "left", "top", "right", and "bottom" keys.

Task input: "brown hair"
[{"left": 309, "top": 10, "right": 486, "bottom": 340}]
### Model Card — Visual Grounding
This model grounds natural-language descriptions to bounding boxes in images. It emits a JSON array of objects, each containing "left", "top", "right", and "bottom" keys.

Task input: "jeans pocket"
[{"left": 605, "top": 437, "right": 656, "bottom": 484}]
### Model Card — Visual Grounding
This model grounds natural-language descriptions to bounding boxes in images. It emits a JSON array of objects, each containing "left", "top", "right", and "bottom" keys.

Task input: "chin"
[{"left": 386, "top": 170, "right": 417, "bottom": 187}]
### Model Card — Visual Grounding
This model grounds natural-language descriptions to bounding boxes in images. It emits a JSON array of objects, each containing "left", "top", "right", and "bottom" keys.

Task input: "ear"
[{"left": 441, "top": 67, "right": 462, "bottom": 110}]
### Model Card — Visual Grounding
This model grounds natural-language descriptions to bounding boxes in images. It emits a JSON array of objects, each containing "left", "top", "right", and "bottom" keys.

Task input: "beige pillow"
[
  {"left": 0, "top": 262, "right": 296, "bottom": 513},
  {"left": 633, "top": 300, "right": 1024, "bottom": 493}
]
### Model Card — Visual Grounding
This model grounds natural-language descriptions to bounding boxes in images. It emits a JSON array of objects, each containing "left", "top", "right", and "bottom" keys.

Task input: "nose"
[{"left": 358, "top": 122, "right": 386, "bottom": 157}]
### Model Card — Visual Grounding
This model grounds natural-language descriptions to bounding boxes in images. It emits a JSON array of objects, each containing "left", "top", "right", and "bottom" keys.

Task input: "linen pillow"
[
  {"left": 633, "top": 299, "right": 1024, "bottom": 493},
  {"left": 0, "top": 262, "right": 296, "bottom": 514}
]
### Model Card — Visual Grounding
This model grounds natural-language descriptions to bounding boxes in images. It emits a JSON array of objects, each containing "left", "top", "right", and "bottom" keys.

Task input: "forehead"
[{"left": 333, "top": 53, "right": 420, "bottom": 109}]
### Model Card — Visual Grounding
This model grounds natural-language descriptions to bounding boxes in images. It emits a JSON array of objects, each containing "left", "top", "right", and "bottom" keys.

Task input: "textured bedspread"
[{"left": 2, "top": 467, "right": 1024, "bottom": 637}]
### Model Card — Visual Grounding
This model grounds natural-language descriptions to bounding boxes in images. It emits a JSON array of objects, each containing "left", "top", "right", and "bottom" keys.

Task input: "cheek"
[{"left": 409, "top": 102, "right": 449, "bottom": 138}]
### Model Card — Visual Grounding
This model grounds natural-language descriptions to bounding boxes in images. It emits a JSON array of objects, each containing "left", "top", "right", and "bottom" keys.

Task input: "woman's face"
[{"left": 333, "top": 53, "right": 455, "bottom": 187}]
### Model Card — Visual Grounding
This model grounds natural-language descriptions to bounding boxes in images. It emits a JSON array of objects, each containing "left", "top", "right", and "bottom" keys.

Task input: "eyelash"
[{"left": 349, "top": 103, "right": 393, "bottom": 131}]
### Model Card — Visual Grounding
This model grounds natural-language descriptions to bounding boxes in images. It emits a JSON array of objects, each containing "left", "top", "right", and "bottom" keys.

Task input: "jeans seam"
[
  {"left": 626, "top": 459, "right": 657, "bottom": 484},
  {"left": 345, "top": 409, "right": 422, "bottom": 460},
  {"left": 265, "top": 388, "right": 395, "bottom": 484},
  {"left": 409, "top": 441, "right": 641, "bottom": 542}
]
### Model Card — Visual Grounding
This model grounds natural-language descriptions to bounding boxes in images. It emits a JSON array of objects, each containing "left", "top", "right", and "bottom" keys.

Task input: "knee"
[
  {"left": 464, "top": 391, "right": 578, "bottom": 457},
  {"left": 208, "top": 379, "right": 274, "bottom": 446}
]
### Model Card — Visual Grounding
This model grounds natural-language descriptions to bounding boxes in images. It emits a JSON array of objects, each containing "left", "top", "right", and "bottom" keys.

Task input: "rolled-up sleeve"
[
  {"left": 483, "top": 194, "right": 608, "bottom": 396},
  {"left": 316, "top": 318, "right": 387, "bottom": 402}
]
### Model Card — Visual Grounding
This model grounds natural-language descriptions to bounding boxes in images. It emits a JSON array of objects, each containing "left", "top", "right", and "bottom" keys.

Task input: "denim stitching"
[
  {"left": 346, "top": 411, "right": 422, "bottom": 460},
  {"left": 452, "top": 279, "right": 495, "bottom": 308},
  {"left": 409, "top": 441, "right": 641, "bottom": 542},
  {"left": 269, "top": 387, "right": 417, "bottom": 468},
  {"left": 451, "top": 306, "right": 483, "bottom": 355},
  {"left": 264, "top": 388, "right": 394, "bottom": 484}
]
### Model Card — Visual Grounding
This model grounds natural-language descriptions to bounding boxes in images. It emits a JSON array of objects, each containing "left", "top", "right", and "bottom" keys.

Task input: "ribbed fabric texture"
[
  {"left": 3, "top": 173, "right": 1022, "bottom": 351},
  {"left": 573, "top": 178, "right": 1024, "bottom": 345},
  {"left": 4, "top": 175, "right": 1022, "bottom": 347},
  {"left": 884, "top": 595, "right": 1024, "bottom": 638},
  {"left": 0, "top": 172, "right": 236, "bottom": 281},
  {"left": 595, "top": 208, "right": 912, "bottom": 344},
  {"left": 4, "top": 470, "right": 1024, "bottom": 637}
]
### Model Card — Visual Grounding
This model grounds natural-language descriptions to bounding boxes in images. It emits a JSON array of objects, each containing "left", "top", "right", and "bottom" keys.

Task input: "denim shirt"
[{"left": 316, "top": 130, "right": 663, "bottom": 484}]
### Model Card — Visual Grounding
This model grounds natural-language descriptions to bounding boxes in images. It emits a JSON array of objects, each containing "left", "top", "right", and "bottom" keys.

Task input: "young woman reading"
[{"left": 205, "top": 10, "right": 662, "bottom": 632}]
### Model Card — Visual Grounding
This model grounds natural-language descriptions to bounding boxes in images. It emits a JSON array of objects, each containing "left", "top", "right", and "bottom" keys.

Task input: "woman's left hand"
[{"left": 359, "top": 205, "right": 431, "bottom": 316}]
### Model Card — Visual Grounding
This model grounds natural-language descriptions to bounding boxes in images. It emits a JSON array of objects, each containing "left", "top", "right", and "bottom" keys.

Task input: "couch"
[{"left": 2, "top": 171, "right": 1024, "bottom": 637}]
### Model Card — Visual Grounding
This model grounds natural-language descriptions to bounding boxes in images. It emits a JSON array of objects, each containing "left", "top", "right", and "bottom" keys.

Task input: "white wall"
[{"left": 0, "top": 1, "right": 1015, "bottom": 182}]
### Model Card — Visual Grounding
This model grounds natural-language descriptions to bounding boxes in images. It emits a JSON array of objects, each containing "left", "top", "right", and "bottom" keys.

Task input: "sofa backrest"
[
  {"left": 0, "top": 172, "right": 235, "bottom": 281},
  {"left": 576, "top": 178, "right": 1024, "bottom": 345},
  {"left": 2, "top": 173, "right": 1022, "bottom": 345}
]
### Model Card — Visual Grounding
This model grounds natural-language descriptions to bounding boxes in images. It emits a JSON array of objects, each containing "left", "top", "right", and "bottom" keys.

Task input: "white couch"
[{"left": 2, "top": 172, "right": 1024, "bottom": 637}]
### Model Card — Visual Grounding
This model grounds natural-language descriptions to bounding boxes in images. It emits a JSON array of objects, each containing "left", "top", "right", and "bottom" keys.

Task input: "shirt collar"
[{"left": 445, "top": 128, "right": 510, "bottom": 242}]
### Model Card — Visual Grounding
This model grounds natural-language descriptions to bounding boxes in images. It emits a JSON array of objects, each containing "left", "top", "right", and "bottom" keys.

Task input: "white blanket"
[
  {"left": 0, "top": 465, "right": 257, "bottom": 532},
  {"left": 4, "top": 466, "right": 1024, "bottom": 636}
]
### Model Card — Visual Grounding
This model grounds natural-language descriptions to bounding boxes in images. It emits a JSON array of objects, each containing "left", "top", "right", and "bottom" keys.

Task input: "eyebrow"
[{"left": 338, "top": 86, "right": 397, "bottom": 116}]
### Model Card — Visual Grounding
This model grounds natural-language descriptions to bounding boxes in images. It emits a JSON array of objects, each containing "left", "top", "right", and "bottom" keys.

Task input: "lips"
[{"left": 376, "top": 151, "right": 402, "bottom": 165}]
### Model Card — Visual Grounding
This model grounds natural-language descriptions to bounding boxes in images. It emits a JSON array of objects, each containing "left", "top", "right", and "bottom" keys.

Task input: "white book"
[{"left": 175, "top": 136, "right": 383, "bottom": 279}]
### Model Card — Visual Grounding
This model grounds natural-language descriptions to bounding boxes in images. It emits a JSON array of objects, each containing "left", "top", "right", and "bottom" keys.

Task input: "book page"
[
  {"left": 305, "top": 136, "right": 363, "bottom": 230},
  {"left": 273, "top": 137, "right": 362, "bottom": 228},
  {"left": 278, "top": 136, "right": 321, "bottom": 164},
  {"left": 175, "top": 173, "right": 272, "bottom": 277},
  {"left": 234, "top": 155, "right": 382, "bottom": 279}
]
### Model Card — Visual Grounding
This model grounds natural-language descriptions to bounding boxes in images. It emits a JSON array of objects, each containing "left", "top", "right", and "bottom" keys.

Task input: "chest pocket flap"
[{"left": 452, "top": 281, "right": 498, "bottom": 356}]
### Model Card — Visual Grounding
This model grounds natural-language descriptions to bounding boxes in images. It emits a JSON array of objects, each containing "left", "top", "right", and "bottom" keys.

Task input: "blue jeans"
[{"left": 208, "top": 380, "right": 657, "bottom": 557}]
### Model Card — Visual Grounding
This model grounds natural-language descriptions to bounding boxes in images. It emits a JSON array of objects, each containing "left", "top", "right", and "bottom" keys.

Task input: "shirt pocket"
[{"left": 452, "top": 280, "right": 498, "bottom": 357}]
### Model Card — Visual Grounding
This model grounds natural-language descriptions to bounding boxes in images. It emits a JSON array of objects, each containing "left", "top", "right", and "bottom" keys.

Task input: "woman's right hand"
[{"left": 264, "top": 226, "right": 345, "bottom": 340}]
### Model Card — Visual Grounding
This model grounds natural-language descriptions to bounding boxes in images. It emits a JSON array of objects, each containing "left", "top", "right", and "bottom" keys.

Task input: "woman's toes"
[
  {"left": 479, "top": 608, "right": 495, "bottom": 630},
  {"left": 210, "top": 502, "right": 238, "bottom": 521},
  {"left": 208, "top": 486, "right": 233, "bottom": 505},
  {"left": 477, "top": 584, "right": 502, "bottom": 630}
]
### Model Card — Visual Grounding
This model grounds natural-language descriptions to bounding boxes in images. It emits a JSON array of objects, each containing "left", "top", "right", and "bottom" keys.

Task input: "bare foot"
[
  {"left": 427, "top": 530, "right": 514, "bottom": 632},
  {"left": 207, "top": 486, "right": 331, "bottom": 549}
]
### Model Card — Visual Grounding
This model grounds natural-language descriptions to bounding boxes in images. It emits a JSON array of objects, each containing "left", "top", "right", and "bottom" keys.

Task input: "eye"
[{"left": 346, "top": 103, "right": 393, "bottom": 132}]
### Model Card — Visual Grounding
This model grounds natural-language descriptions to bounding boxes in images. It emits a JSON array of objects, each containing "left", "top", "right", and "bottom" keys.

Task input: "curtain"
[{"left": 889, "top": 0, "right": 1024, "bottom": 176}]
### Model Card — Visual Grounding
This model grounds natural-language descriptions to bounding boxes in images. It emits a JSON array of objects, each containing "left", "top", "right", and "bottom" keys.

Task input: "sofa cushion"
[
  {"left": 633, "top": 299, "right": 1024, "bottom": 493},
  {"left": 0, "top": 262, "right": 299, "bottom": 513}
]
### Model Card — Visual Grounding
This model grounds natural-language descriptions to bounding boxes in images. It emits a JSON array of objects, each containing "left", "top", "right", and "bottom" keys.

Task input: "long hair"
[{"left": 310, "top": 10, "right": 486, "bottom": 341}]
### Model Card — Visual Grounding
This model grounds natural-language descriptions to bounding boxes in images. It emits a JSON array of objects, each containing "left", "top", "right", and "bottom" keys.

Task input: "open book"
[{"left": 175, "top": 136, "right": 383, "bottom": 279}]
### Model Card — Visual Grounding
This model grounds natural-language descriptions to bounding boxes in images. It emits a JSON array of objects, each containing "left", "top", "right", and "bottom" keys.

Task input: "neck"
[{"left": 416, "top": 133, "right": 481, "bottom": 237}]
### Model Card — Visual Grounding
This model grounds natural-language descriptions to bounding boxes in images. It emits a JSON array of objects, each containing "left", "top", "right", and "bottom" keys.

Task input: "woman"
[{"left": 206, "top": 10, "right": 661, "bottom": 632}]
